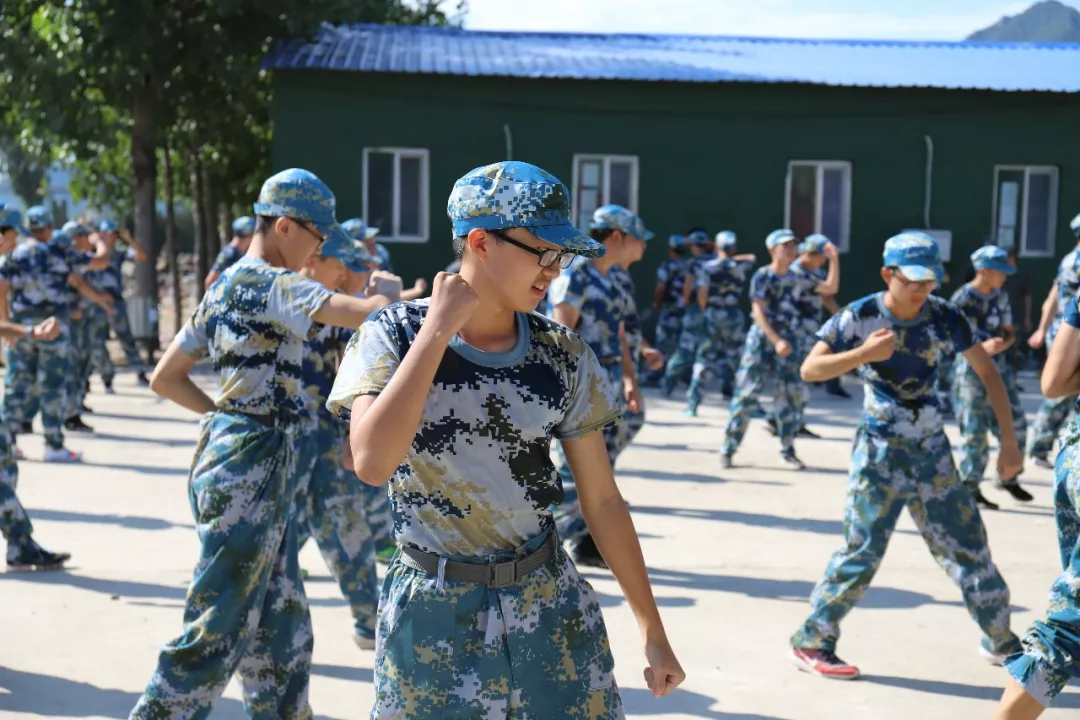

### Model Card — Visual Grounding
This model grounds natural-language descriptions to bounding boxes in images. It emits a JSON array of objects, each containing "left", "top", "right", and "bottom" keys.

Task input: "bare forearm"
[
  {"left": 802, "top": 345, "right": 865, "bottom": 383},
  {"left": 818, "top": 258, "right": 840, "bottom": 296},
  {"left": 1042, "top": 328, "right": 1080, "bottom": 398},
  {"left": 1037, "top": 289, "right": 1057, "bottom": 333},
  {"left": 696, "top": 286, "right": 707, "bottom": 312},
  {"left": 619, "top": 327, "right": 635, "bottom": 382},
  {"left": 313, "top": 293, "right": 391, "bottom": 329},
  {"left": 751, "top": 304, "right": 781, "bottom": 346},
  {"left": 400, "top": 286, "right": 425, "bottom": 302},
  {"left": 152, "top": 376, "right": 215, "bottom": 414},
  {"left": 0, "top": 321, "right": 31, "bottom": 340},
  {"left": 976, "top": 364, "right": 1018, "bottom": 445},
  {"left": 351, "top": 326, "right": 450, "bottom": 484}
]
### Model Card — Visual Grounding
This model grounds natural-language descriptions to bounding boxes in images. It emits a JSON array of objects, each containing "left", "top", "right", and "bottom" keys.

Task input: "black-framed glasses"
[
  {"left": 488, "top": 229, "right": 575, "bottom": 270},
  {"left": 888, "top": 268, "right": 937, "bottom": 291},
  {"left": 296, "top": 220, "right": 326, "bottom": 252}
]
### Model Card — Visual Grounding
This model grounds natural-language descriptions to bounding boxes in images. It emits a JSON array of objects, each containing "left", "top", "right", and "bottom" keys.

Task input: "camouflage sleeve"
[
  {"left": 694, "top": 263, "right": 708, "bottom": 290},
  {"left": 267, "top": 272, "right": 334, "bottom": 340},
  {"left": 945, "top": 304, "right": 976, "bottom": 355},
  {"left": 209, "top": 247, "right": 232, "bottom": 274},
  {"left": 1066, "top": 293, "right": 1080, "bottom": 329},
  {"left": 815, "top": 307, "right": 855, "bottom": 353},
  {"left": 552, "top": 343, "right": 621, "bottom": 440},
  {"left": 998, "top": 292, "right": 1014, "bottom": 330},
  {"left": 175, "top": 314, "right": 209, "bottom": 360},
  {"left": 325, "top": 311, "right": 400, "bottom": 422},
  {"left": 547, "top": 266, "right": 586, "bottom": 311},
  {"left": 749, "top": 268, "right": 769, "bottom": 302},
  {"left": 655, "top": 263, "right": 669, "bottom": 284}
]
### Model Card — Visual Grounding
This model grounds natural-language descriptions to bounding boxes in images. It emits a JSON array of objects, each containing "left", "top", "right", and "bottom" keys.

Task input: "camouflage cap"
[
  {"left": 50, "top": 230, "right": 72, "bottom": 249},
  {"left": 590, "top": 205, "right": 634, "bottom": 233},
  {"left": 61, "top": 221, "right": 91, "bottom": 237},
  {"left": 342, "top": 218, "right": 380, "bottom": 240},
  {"left": 232, "top": 216, "right": 256, "bottom": 238},
  {"left": 668, "top": 234, "right": 687, "bottom": 249},
  {"left": 319, "top": 224, "right": 364, "bottom": 268},
  {"left": 448, "top": 161, "right": 604, "bottom": 258},
  {"left": 26, "top": 205, "right": 52, "bottom": 230},
  {"left": 971, "top": 245, "right": 1015, "bottom": 276},
  {"left": 765, "top": 229, "right": 797, "bottom": 249},
  {"left": 799, "top": 233, "right": 830, "bottom": 255},
  {"left": 253, "top": 168, "right": 344, "bottom": 241},
  {"left": 0, "top": 208, "right": 31, "bottom": 237},
  {"left": 714, "top": 231, "right": 737, "bottom": 249},
  {"left": 99, "top": 219, "right": 119, "bottom": 233},
  {"left": 688, "top": 230, "right": 712, "bottom": 246},
  {"left": 631, "top": 215, "right": 655, "bottom": 242},
  {"left": 883, "top": 232, "right": 944, "bottom": 283}
]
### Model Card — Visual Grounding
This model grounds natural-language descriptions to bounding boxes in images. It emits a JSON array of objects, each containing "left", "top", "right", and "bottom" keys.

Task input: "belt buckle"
[{"left": 489, "top": 561, "right": 517, "bottom": 588}]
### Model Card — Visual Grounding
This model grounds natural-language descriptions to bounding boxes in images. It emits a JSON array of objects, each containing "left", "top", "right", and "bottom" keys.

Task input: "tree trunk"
[
  {"left": 162, "top": 138, "right": 183, "bottom": 336},
  {"left": 218, "top": 200, "right": 231, "bottom": 247},
  {"left": 201, "top": 164, "right": 220, "bottom": 260},
  {"left": 192, "top": 150, "right": 208, "bottom": 300},
  {"left": 131, "top": 90, "right": 158, "bottom": 358}
]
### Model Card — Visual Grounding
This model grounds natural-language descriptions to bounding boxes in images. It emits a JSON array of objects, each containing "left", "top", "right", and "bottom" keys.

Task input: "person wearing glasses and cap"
[
  {"left": 647, "top": 233, "right": 690, "bottom": 386},
  {"left": 204, "top": 215, "right": 256, "bottom": 290},
  {"left": 0, "top": 207, "right": 71, "bottom": 570},
  {"left": 721, "top": 229, "right": 839, "bottom": 470},
  {"left": 950, "top": 246, "right": 1033, "bottom": 511},
  {"left": 0, "top": 206, "right": 112, "bottom": 463},
  {"left": 1025, "top": 212, "right": 1080, "bottom": 469},
  {"left": 328, "top": 161, "right": 684, "bottom": 717},
  {"left": 790, "top": 232, "right": 1023, "bottom": 681},
  {"left": 549, "top": 203, "right": 649, "bottom": 568},
  {"left": 87, "top": 219, "right": 150, "bottom": 389},
  {"left": 130, "top": 169, "right": 399, "bottom": 719},
  {"left": 292, "top": 230, "right": 400, "bottom": 653}
]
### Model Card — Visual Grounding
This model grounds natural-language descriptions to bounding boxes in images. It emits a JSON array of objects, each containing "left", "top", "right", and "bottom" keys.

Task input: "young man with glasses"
[
  {"left": 329, "top": 161, "right": 684, "bottom": 717},
  {"left": 130, "top": 169, "right": 398, "bottom": 719},
  {"left": 549, "top": 204, "right": 649, "bottom": 568},
  {"left": 790, "top": 232, "right": 1023, "bottom": 680}
]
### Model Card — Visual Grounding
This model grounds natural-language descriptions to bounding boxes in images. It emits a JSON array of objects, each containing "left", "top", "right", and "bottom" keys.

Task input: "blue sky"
[{"left": 465, "top": 0, "right": 1079, "bottom": 40}]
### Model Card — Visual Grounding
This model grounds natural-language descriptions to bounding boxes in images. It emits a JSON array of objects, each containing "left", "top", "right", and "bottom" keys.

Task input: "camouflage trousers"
[
  {"left": 1028, "top": 394, "right": 1078, "bottom": 460},
  {"left": 1005, "top": 423, "right": 1080, "bottom": 706},
  {"left": 130, "top": 413, "right": 313, "bottom": 720},
  {"left": 936, "top": 353, "right": 955, "bottom": 415},
  {"left": 0, "top": 426, "right": 30, "bottom": 548},
  {"left": 86, "top": 305, "right": 117, "bottom": 387},
  {"left": 686, "top": 308, "right": 746, "bottom": 411},
  {"left": 555, "top": 363, "right": 625, "bottom": 545},
  {"left": 791, "top": 427, "right": 1020, "bottom": 655},
  {"left": 660, "top": 308, "right": 705, "bottom": 396},
  {"left": 4, "top": 321, "right": 70, "bottom": 450},
  {"left": 371, "top": 531, "right": 622, "bottom": 719},
  {"left": 953, "top": 360, "right": 1028, "bottom": 488},
  {"left": 66, "top": 313, "right": 93, "bottom": 418},
  {"left": 722, "top": 330, "right": 804, "bottom": 457},
  {"left": 646, "top": 306, "right": 683, "bottom": 384},
  {"left": 109, "top": 298, "right": 145, "bottom": 372},
  {"left": 293, "top": 418, "right": 377, "bottom": 636}
]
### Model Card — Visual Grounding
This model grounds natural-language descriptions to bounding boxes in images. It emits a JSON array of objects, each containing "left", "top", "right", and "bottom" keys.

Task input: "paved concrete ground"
[{"left": 1, "top": 373, "right": 1078, "bottom": 719}]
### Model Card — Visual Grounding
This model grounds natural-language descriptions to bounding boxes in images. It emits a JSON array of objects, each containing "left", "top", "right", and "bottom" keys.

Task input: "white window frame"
[
  {"left": 784, "top": 160, "right": 853, "bottom": 253},
  {"left": 361, "top": 147, "right": 430, "bottom": 243},
  {"left": 571, "top": 154, "right": 640, "bottom": 227},
  {"left": 991, "top": 165, "right": 1059, "bottom": 258}
]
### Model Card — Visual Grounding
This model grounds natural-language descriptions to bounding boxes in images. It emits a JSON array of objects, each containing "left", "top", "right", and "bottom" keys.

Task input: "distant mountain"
[{"left": 967, "top": 0, "right": 1080, "bottom": 42}]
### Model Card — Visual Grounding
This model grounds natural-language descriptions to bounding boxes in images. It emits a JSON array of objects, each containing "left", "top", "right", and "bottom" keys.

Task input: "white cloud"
[{"left": 463, "top": 0, "right": 1035, "bottom": 41}]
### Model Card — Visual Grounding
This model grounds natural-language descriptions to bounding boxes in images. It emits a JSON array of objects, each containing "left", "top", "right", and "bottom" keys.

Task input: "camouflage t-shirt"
[
  {"left": 326, "top": 300, "right": 621, "bottom": 558},
  {"left": 300, "top": 321, "right": 354, "bottom": 431},
  {"left": 85, "top": 246, "right": 136, "bottom": 300},
  {"left": 656, "top": 257, "right": 689, "bottom": 310},
  {"left": 0, "top": 239, "right": 89, "bottom": 318},
  {"left": 790, "top": 258, "right": 828, "bottom": 335},
  {"left": 697, "top": 254, "right": 755, "bottom": 310},
  {"left": 610, "top": 265, "right": 643, "bottom": 362},
  {"left": 746, "top": 266, "right": 804, "bottom": 342},
  {"left": 548, "top": 256, "right": 628, "bottom": 362},
  {"left": 818, "top": 292, "right": 975, "bottom": 438},
  {"left": 210, "top": 244, "right": 246, "bottom": 276},
  {"left": 176, "top": 257, "right": 333, "bottom": 423},
  {"left": 1050, "top": 248, "right": 1080, "bottom": 346}
]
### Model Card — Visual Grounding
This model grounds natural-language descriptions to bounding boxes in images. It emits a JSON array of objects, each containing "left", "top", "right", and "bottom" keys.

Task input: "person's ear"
[{"left": 467, "top": 228, "right": 491, "bottom": 262}]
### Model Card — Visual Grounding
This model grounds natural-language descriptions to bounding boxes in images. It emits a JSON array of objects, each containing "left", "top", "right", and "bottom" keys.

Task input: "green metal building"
[{"left": 266, "top": 25, "right": 1080, "bottom": 321}]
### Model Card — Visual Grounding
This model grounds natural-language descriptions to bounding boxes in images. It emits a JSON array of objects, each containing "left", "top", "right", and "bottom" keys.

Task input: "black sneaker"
[
  {"left": 81, "top": 403, "right": 93, "bottom": 414},
  {"left": 781, "top": 452, "right": 806, "bottom": 471},
  {"left": 7, "top": 540, "right": 70, "bottom": 572},
  {"left": 996, "top": 480, "right": 1034, "bottom": 502},
  {"left": 797, "top": 426, "right": 821, "bottom": 439},
  {"left": 18, "top": 421, "right": 32, "bottom": 434},
  {"left": 720, "top": 454, "right": 734, "bottom": 469},
  {"left": 766, "top": 418, "right": 778, "bottom": 437},
  {"left": 720, "top": 385, "right": 734, "bottom": 400},
  {"left": 826, "top": 386, "right": 853, "bottom": 399},
  {"left": 64, "top": 416, "right": 94, "bottom": 433},
  {"left": 970, "top": 488, "right": 1000, "bottom": 511},
  {"left": 1032, "top": 455, "right": 1053, "bottom": 469},
  {"left": 137, "top": 371, "right": 150, "bottom": 386},
  {"left": 571, "top": 535, "right": 608, "bottom": 569}
]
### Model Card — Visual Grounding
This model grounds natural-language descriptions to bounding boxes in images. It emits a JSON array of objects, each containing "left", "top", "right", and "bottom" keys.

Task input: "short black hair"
[
  {"left": 255, "top": 215, "right": 278, "bottom": 234},
  {"left": 0, "top": 226, "right": 13, "bottom": 234},
  {"left": 590, "top": 228, "right": 616, "bottom": 243},
  {"left": 452, "top": 228, "right": 507, "bottom": 259},
  {"left": 1007, "top": 246, "right": 1019, "bottom": 259},
  {"left": 685, "top": 226, "right": 708, "bottom": 236}
]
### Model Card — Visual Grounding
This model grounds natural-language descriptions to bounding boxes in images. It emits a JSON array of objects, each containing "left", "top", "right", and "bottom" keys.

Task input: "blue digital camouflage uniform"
[
  {"left": 1005, "top": 291, "right": 1080, "bottom": 705},
  {"left": 950, "top": 276, "right": 1028, "bottom": 490},
  {"left": 722, "top": 256, "right": 806, "bottom": 460},
  {"left": 660, "top": 232, "right": 712, "bottom": 398},
  {"left": 649, "top": 236, "right": 689, "bottom": 383},
  {"left": 790, "top": 255, "right": 826, "bottom": 424},
  {"left": 791, "top": 235, "right": 1020, "bottom": 658},
  {"left": 343, "top": 218, "right": 392, "bottom": 271},
  {"left": 611, "top": 265, "right": 646, "bottom": 449},
  {"left": 685, "top": 250, "right": 756, "bottom": 413},
  {"left": 57, "top": 225, "right": 96, "bottom": 420},
  {"left": 0, "top": 230, "right": 89, "bottom": 451},
  {"left": 85, "top": 244, "right": 142, "bottom": 386},
  {"left": 327, "top": 301, "right": 624, "bottom": 719},
  {"left": 1028, "top": 245, "right": 1080, "bottom": 461},
  {"left": 209, "top": 244, "right": 245, "bottom": 279},
  {"left": 130, "top": 169, "right": 345, "bottom": 720}
]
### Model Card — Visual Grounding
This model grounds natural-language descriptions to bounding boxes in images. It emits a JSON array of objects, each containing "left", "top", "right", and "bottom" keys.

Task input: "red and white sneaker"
[
  {"left": 13, "top": 447, "right": 24, "bottom": 461},
  {"left": 791, "top": 647, "right": 861, "bottom": 680},
  {"left": 43, "top": 447, "right": 83, "bottom": 464}
]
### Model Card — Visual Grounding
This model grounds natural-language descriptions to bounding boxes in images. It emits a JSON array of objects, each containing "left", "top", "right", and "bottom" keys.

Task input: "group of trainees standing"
[{"left": 0, "top": 204, "right": 150, "bottom": 572}]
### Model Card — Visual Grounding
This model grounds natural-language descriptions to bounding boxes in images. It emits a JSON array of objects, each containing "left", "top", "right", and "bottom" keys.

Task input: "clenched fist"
[
  {"left": 427, "top": 272, "right": 479, "bottom": 335},
  {"left": 860, "top": 328, "right": 897, "bottom": 363}
]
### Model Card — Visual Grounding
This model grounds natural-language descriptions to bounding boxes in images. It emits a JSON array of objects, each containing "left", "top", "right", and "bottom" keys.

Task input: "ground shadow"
[
  {"left": 992, "top": 505, "right": 1056, "bottom": 518},
  {"left": 595, "top": 590, "right": 696, "bottom": 610},
  {"left": 620, "top": 686, "right": 789, "bottom": 719},
  {"left": 80, "top": 461, "right": 191, "bottom": 476},
  {"left": 79, "top": 432, "right": 194, "bottom": 447},
  {"left": 28, "top": 508, "right": 193, "bottom": 531},
  {"left": 628, "top": 469, "right": 790, "bottom": 487},
  {"left": 0, "top": 571, "right": 187, "bottom": 600},
  {"left": 862, "top": 674, "right": 1080, "bottom": 708},
  {"left": 88, "top": 411, "right": 199, "bottom": 425},
  {"left": 310, "top": 663, "right": 374, "bottom": 683},
  {"left": 628, "top": 505, "right": 914, "bottom": 538}
]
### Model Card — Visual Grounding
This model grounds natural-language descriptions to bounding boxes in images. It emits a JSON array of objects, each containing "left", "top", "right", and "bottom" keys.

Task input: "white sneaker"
[
  {"left": 43, "top": 447, "right": 83, "bottom": 463},
  {"left": 979, "top": 645, "right": 1008, "bottom": 666},
  {"left": 353, "top": 631, "right": 376, "bottom": 651}
]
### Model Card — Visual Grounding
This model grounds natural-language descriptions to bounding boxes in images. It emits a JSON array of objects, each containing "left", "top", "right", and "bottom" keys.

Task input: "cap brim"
[
  {"left": 16, "top": 225, "right": 31, "bottom": 238},
  {"left": 897, "top": 264, "right": 943, "bottom": 283},
  {"left": 531, "top": 222, "right": 605, "bottom": 258},
  {"left": 363, "top": 228, "right": 380, "bottom": 239},
  {"left": 977, "top": 261, "right": 1016, "bottom": 276},
  {"left": 635, "top": 228, "right": 655, "bottom": 242}
]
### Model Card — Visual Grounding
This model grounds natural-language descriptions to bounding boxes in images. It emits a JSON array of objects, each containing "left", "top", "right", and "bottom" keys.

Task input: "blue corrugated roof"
[{"left": 263, "top": 24, "right": 1080, "bottom": 93}]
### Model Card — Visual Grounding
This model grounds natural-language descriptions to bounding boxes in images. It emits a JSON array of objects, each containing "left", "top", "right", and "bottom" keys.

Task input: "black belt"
[{"left": 398, "top": 532, "right": 558, "bottom": 588}]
